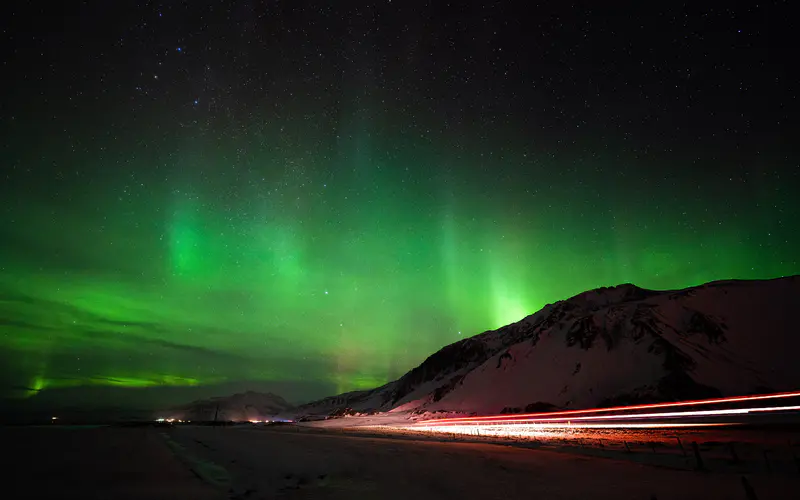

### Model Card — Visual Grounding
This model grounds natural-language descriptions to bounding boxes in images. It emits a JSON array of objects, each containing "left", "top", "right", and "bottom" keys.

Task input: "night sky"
[{"left": 1, "top": 2, "right": 798, "bottom": 409}]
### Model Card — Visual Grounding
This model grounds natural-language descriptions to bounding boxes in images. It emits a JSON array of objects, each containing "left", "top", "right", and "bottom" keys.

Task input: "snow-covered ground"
[
  {"left": 9, "top": 423, "right": 799, "bottom": 499},
  {"left": 292, "top": 411, "right": 419, "bottom": 427},
  {"left": 166, "top": 425, "right": 800, "bottom": 499}
]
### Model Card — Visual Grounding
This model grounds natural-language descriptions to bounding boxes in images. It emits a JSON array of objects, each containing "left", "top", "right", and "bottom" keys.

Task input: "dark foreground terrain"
[
  {"left": 0, "top": 426, "right": 223, "bottom": 500},
  {"left": 5, "top": 424, "right": 800, "bottom": 499}
]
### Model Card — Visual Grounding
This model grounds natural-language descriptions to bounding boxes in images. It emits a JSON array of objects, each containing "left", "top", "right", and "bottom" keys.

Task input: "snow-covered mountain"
[
  {"left": 167, "top": 391, "right": 294, "bottom": 422},
  {"left": 295, "top": 276, "right": 800, "bottom": 418}
]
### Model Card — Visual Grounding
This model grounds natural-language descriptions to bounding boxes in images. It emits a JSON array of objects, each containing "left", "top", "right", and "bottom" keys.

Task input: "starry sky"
[{"left": 1, "top": 2, "right": 798, "bottom": 410}]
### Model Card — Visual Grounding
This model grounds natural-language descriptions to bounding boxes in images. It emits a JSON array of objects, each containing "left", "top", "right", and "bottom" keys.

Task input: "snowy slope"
[
  {"left": 295, "top": 276, "right": 800, "bottom": 417},
  {"left": 167, "top": 391, "right": 294, "bottom": 422}
]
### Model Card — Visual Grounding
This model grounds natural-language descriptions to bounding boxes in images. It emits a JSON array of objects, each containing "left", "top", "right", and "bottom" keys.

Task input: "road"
[
  {"left": 166, "top": 425, "right": 800, "bottom": 499},
  {"left": 7, "top": 390, "right": 800, "bottom": 499},
  {"left": 393, "top": 389, "right": 800, "bottom": 444}
]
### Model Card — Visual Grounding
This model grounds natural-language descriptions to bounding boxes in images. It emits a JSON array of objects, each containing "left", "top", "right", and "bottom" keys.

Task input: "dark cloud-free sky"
[{"left": 1, "top": 2, "right": 798, "bottom": 409}]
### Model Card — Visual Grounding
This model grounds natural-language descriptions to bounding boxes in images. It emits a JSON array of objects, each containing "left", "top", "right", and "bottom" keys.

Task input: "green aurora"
[
  {"left": 2, "top": 136, "right": 797, "bottom": 405},
  {"left": 2, "top": 2, "right": 799, "bottom": 408}
]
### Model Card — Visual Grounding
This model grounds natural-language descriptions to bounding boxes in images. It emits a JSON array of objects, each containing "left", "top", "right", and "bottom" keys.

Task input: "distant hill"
[
  {"left": 294, "top": 276, "right": 800, "bottom": 418},
  {"left": 167, "top": 391, "right": 294, "bottom": 421}
]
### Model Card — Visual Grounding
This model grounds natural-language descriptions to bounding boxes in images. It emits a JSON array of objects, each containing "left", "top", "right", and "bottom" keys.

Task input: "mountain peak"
[
  {"left": 564, "top": 282, "right": 660, "bottom": 310},
  {"left": 166, "top": 391, "right": 294, "bottom": 422}
]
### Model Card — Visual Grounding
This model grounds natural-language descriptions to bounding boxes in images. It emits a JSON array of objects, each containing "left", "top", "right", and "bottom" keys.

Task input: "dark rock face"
[
  {"left": 685, "top": 310, "right": 727, "bottom": 344},
  {"left": 648, "top": 337, "right": 695, "bottom": 372},
  {"left": 630, "top": 303, "right": 663, "bottom": 341},
  {"left": 432, "top": 375, "right": 465, "bottom": 402},
  {"left": 524, "top": 401, "right": 558, "bottom": 412},
  {"left": 389, "top": 337, "right": 493, "bottom": 405},
  {"left": 566, "top": 316, "right": 602, "bottom": 349},
  {"left": 598, "top": 373, "right": 722, "bottom": 407},
  {"left": 496, "top": 351, "right": 513, "bottom": 368},
  {"left": 656, "top": 371, "right": 722, "bottom": 401},
  {"left": 327, "top": 407, "right": 358, "bottom": 418}
]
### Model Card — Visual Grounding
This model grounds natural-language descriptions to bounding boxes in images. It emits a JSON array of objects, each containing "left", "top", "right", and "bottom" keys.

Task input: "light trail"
[
  {"left": 417, "top": 404, "right": 800, "bottom": 429},
  {"left": 417, "top": 389, "right": 800, "bottom": 425},
  {"left": 437, "top": 404, "right": 800, "bottom": 425},
  {"left": 396, "top": 404, "right": 800, "bottom": 442},
  {"left": 399, "top": 402, "right": 800, "bottom": 443},
  {"left": 412, "top": 422, "right": 731, "bottom": 432},
  {"left": 391, "top": 422, "right": 736, "bottom": 441},
  {"left": 516, "top": 422, "right": 732, "bottom": 429}
]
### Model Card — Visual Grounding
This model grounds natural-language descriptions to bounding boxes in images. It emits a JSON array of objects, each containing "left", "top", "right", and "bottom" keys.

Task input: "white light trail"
[
  {"left": 399, "top": 403, "right": 800, "bottom": 439},
  {"left": 418, "top": 390, "right": 800, "bottom": 425},
  {"left": 411, "top": 421, "right": 730, "bottom": 434},
  {"left": 446, "top": 404, "right": 800, "bottom": 425}
]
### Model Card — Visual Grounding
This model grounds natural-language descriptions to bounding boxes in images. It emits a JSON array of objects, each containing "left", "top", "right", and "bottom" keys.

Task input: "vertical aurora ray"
[
  {"left": 440, "top": 202, "right": 472, "bottom": 331},
  {"left": 169, "top": 193, "right": 204, "bottom": 280},
  {"left": 488, "top": 259, "right": 530, "bottom": 330}
]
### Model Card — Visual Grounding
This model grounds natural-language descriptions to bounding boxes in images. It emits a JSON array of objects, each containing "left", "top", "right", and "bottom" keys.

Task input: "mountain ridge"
[
  {"left": 293, "top": 275, "right": 800, "bottom": 418},
  {"left": 167, "top": 390, "right": 294, "bottom": 421}
]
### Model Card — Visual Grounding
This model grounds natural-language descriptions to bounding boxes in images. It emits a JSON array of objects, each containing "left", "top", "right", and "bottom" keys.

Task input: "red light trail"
[
  {"left": 416, "top": 390, "right": 800, "bottom": 425},
  {"left": 416, "top": 404, "right": 800, "bottom": 427},
  {"left": 402, "top": 421, "right": 733, "bottom": 438},
  {"left": 391, "top": 391, "right": 800, "bottom": 440}
]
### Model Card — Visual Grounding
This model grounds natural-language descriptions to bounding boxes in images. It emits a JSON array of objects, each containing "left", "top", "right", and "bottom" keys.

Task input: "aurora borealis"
[{"left": 1, "top": 2, "right": 798, "bottom": 410}]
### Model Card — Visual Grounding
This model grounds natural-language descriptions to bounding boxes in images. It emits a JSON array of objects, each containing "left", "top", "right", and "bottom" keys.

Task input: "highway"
[
  {"left": 404, "top": 390, "right": 800, "bottom": 441},
  {"left": 164, "top": 424, "right": 800, "bottom": 499}
]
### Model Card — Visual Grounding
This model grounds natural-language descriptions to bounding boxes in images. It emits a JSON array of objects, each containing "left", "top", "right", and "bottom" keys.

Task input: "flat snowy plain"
[
  {"left": 5, "top": 424, "right": 800, "bottom": 499},
  {"left": 167, "top": 424, "right": 800, "bottom": 499}
]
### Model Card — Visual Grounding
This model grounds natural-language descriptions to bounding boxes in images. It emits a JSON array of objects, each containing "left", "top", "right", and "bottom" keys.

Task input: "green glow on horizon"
[{"left": 16, "top": 374, "right": 205, "bottom": 399}]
